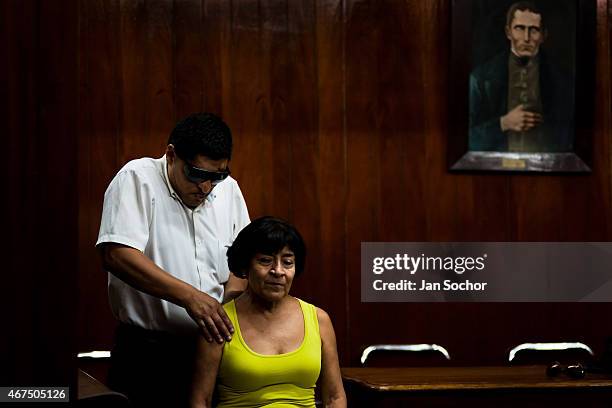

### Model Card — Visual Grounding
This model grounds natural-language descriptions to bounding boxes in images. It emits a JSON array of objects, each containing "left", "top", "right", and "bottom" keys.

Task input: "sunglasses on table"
[
  {"left": 546, "top": 361, "right": 586, "bottom": 379},
  {"left": 183, "top": 162, "right": 231, "bottom": 185}
]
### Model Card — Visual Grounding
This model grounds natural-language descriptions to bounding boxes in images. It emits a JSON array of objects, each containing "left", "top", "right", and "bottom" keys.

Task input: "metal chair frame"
[
  {"left": 507, "top": 342, "right": 594, "bottom": 364},
  {"left": 360, "top": 344, "right": 451, "bottom": 365}
]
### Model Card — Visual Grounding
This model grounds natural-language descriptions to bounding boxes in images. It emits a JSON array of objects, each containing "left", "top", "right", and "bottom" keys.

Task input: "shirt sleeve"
[{"left": 96, "top": 169, "right": 153, "bottom": 252}]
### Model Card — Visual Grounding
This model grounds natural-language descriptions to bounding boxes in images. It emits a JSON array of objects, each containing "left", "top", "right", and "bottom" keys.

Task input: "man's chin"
[
  {"left": 517, "top": 48, "right": 537, "bottom": 58},
  {"left": 192, "top": 197, "right": 206, "bottom": 206},
  {"left": 181, "top": 194, "right": 206, "bottom": 208}
]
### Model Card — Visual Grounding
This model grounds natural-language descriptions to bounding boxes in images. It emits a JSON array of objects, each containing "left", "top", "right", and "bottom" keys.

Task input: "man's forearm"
[
  {"left": 100, "top": 243, "right": 196, "bottom": 307},
  {"left": 101, "top": 243, "right": 235, "bottom": 343}
]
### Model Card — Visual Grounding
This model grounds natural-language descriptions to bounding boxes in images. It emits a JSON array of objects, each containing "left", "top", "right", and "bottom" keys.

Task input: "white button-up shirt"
[{"left": 96, "top": 156, "right": 250, "bottom": 333}]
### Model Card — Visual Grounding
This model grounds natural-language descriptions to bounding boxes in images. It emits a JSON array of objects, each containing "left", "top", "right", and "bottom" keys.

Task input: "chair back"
[
  {"left": 508, "top": 342, "right": 594, "bottom": 366},
  {"left": 360, "top": 344, "right": 451, "bottom": 367}
]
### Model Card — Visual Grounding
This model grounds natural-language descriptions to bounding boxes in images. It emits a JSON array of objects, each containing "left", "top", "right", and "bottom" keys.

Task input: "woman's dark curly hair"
[{"left": 227, "top": 216, "right": 306, "bottom": 279}]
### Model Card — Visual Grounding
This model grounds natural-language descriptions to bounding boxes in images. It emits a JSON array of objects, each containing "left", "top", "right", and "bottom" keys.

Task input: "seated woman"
[{"left": 190, "top": 216, "right": 346, "bottom": 408}]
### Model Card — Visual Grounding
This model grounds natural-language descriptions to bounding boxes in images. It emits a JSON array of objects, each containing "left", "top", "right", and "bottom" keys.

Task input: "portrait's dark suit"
[{"left": 469, "top": 51, "right": 574, "bottom": 152}]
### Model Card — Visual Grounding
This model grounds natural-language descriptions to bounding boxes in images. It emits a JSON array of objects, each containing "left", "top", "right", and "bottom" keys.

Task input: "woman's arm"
[
  {"left": 190, "top": 336, "right": 224, "bottom": 408},
  {"left": 317, "top": 308, "right": 347, "bottom": 408}
]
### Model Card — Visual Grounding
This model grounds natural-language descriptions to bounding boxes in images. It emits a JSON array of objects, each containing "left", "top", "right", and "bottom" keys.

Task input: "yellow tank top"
[{"left": 216, "top": 298, "right": 321, "bottom": 408}]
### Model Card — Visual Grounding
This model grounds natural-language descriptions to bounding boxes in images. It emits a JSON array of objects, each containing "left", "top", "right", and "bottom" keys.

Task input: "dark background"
[
  {"left": 471, "top": 0, "right": 577, "bottom": 74},
  {"left": 2, "top": 0, "right": 611, "bottom": 388}
]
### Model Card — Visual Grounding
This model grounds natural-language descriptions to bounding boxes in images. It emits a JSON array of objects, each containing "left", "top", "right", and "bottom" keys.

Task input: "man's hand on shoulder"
[
  {"left": 183, "top": 288, "right": 234, "bottom": 343},
  {"left": 501, "top": 104, "right": 543, "bottom": 132},
  {"left": 99, "top": 243, "right": 235, "bottom": 344}
]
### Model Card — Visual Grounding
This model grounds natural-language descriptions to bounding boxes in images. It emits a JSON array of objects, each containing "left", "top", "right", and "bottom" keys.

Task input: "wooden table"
[
  {"left": 341, "top": 366, "right": 612, "bottom": 407},
  {"left": 77, "top": 369, "right": 129, "bottom": 406}
]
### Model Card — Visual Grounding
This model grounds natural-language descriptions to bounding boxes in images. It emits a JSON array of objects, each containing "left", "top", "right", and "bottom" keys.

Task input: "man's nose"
[
  {"left": 524, "top": 30, "right": 531, "bottom": 41},
  {"left": 198, "top": 180, "right": 213, "bottom": 193}
]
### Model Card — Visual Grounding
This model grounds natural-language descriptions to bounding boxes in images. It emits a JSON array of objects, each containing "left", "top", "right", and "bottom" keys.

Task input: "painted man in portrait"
[{"left": 469, "top": 1, "right": 574, "bottom": 152}]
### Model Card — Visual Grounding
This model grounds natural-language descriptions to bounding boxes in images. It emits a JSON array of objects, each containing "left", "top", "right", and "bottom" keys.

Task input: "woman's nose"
[{"left": 270, "top": 260, "right": 284, "bottom": 274}]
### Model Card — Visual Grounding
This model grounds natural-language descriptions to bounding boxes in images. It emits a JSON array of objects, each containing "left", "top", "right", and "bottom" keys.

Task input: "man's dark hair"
[
  {"left": 168, "top": 112, "right": 232, "bottom": 161},
  {"left": 227, "top": 216, "right": 306, "bottom": 279},
  {"left": 506, "top": 1, "right": 545, "bottom": 30}
]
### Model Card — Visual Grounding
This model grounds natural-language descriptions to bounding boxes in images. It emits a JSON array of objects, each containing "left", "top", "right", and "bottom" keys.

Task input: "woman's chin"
[{"left": 256, "top": 289, "right": 288, "bottom": 303}]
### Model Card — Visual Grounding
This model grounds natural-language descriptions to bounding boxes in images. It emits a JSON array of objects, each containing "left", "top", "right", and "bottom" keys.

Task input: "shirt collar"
[
  {"left": 160, "top": 155, "right": 179, "bottom": 199},
  {"left": 160, "top": 155, "right": 217, "bottom": 205},
  {"left": 509, "top": 49, "right": 540, "bottom": 67}
]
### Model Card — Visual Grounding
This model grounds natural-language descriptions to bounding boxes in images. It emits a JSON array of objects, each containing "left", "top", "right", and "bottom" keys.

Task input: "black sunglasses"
[
  {"left": 183, "top": 162, "right": 230, "bottom": 185},
  {"left": 546, "top": 361, "right": 586, "bottom": 379}
]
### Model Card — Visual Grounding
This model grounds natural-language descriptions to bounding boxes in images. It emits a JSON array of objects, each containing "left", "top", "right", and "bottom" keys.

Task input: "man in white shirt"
[{"left": 96, "top": 112, "right": 250, "bottom": 407}]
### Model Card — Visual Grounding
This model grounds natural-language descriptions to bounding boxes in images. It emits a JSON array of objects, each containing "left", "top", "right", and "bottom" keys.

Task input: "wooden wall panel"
[
  {"left": 3, "top": 0, "right": 79, "bottom": 387},
  {"left": 2, "top": 0, "right": 38, "bottom": 383},
  {"left": 344, "top": 0, "right": 385, "bottom": 362},
  {"left": 259, "top": 0, "right": 293, "bottom": 219},
  {"left": 310, "top": 0, "right": 349, "bottom": 356},
  {"left": 119, "top": 0, "right": 145, "bottom": 163},
  {"left": 202, "top": 0, "right": 230, "bottom": 114},
  {"left": 144, "top": 0, "right": 175, "bottom": 152},
  {"left": 78, "top": 0, "right": 122, "bottom": 351},
  {"left": 72, "top": 0, "right": 612, "bottom": 371},
  {"left": 283, "top": 0, "right": 321, "bottom": 303},
  {"left": 228, "top": 0, "right": 272, "bottom": 216},
  {"left": 37, "top": 0, "right": 80, "bottom": 384},
  {"left": 174, "top": 0, "right": 203, "bottom": 118}
]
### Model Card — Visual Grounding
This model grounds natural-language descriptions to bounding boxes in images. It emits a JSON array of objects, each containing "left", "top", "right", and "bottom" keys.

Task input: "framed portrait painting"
[{"left": 448, "top": 0, "right": 596, "bottom": 172}]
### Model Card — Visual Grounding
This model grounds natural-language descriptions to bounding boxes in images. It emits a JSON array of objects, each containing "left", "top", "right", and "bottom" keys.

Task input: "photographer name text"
[{"left": 373, "top": 279, "right": 488, "bottom": 292}]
